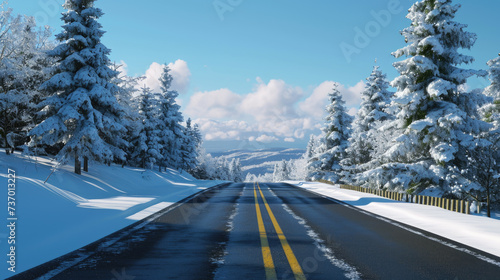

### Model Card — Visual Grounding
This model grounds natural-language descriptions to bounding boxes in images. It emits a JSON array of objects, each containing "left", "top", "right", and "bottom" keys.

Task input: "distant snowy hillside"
[
  {"left": 0, "top": 152, "right": 223, "bottom": 279},
  {"left": 211, "top": 148, "right": 305, "bottom": 176}
]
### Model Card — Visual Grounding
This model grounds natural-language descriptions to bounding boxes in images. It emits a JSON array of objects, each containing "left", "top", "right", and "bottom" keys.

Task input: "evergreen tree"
[
  {"left": 369, "top": 0, "right": 489, "bottom": 194},
  {"left": 305, "top": 135, "right": 317, "bottom": 159},
  {"left": 109, "top": 62, "right": 143, "bottom": 166},
  {"left": 345, "top": 65, "right": 393, "bottom": 166},
  {"left": 27, "top": 0, "right": 127, "bottom": 173},
  {"left": 227, "top": 158, "right": 243, "bottom": 182},
  {"left": 482, "top": 54, "right": 500, "bottom": 127},
  {"left": 110, "top": 62, "right": 143, "bottom": 110},
  {"left": 214, "top": 157, "right": 230, "bottom": 180},
  {"left": 463, "top": 130, "right": 500, "bottom": 217},
  {"left": 233, "top": 158, "right": 243, "bottom": 182},
  {"left": 0, "top": 9, "right": 53, "bottom": 154},
  {"left": 273, "top": 160, "right": 290, "bottom": 182},
  {"left": 130, "top": 87, "right": 162, "bottom": 169},
  {"left": 307, "top": 84, "right": 352, "bottom": 182},
  {"left": 157, "top": 65, "right": 184, "bottom": 170},
  {"left": 181, "top": 118, "right": 200, "bottom": 173}
]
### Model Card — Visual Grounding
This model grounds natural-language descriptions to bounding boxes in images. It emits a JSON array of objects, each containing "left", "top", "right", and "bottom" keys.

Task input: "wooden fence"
[{"left": 336, "top": 184, "right": 472, "bottom": 215}]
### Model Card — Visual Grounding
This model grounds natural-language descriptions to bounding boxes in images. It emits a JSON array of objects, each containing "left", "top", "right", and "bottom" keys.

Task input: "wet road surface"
[{"left": 10, "top": 183, "right": 500, "bottom": 279}]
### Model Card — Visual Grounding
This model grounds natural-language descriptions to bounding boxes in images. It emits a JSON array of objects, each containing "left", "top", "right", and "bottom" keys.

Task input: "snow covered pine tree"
[
  {"left": 157, "top": 65, "right": 186, "bottom": 171},
  {"left": 28, "top": 0, "right": 127, "bottom": 174},
  {"left": 370, "top": 0, "right": 489, "bottom": 195},
  {"left": 307, "top": 84, "right": 352, "bottom": 182},
  {"left": 482, "top": 54, "right": 500, "bottom": 127},
  {"left": 0, "top": 8, "right": 53, "bottom": 154},
  {"left": 345, "top": 65, "right": 393, "bottom": 167},
  {"left": 466, "top": 53, "right": 500, "bottom": 216},
  {"left": 181, "top": 118, "right": 201, "bottom": 173},
  {"left": 130, "top": 87, "right": 163, "bottom": 169}
]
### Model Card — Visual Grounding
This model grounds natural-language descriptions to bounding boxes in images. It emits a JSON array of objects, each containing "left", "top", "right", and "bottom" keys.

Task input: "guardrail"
[{"left": 317, "top": 180, "right": 472, "bottom": 215}]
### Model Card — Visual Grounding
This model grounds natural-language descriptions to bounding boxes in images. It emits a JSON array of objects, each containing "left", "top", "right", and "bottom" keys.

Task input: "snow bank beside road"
[
  {"left": 0, "top": 152, "right": 224, "bottom": 278},
  {"left": 289, "top": 181, "right": 500, "bottom": 259}
]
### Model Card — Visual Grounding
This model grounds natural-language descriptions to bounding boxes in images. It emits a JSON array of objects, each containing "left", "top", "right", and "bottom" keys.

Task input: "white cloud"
[
  {"left": 299, "top": 81, "right": 336, "bottom": 119},
  {"left": 142, "top": 62, "right": 163, "bottom": 92},
  {"left": 239, "top": 79, "right": 308, "bottom": 139},
  {"left": 255, "top": 135, "right": 279, "bottom": 143},
  {"left": 184, "top": 78, "right": 365, "bottom": 142},
  {"left": 168, "top": 59, "right": 191, "bottom": 94},
  {"left": 240, "top": 79, "right": 304, "bottom": 121},
  {"left": 194, "top": 118, "right": 250, "bottom": 141},
  {"left": 142, "top": 60, "right": 191, "bottom": 94},
  {"left": 299, "top": 80, "right": 365, "bottom": 119},
  {"left": 339, "top": 80, "right": 365, "bottom": 107},
  {"left": 185, "top": 89, "right": 243, "bottom": 119}
]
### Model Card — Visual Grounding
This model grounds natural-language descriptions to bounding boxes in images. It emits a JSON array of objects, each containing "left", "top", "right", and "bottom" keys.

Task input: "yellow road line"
[
  {"left": 257, "top": 183, "right": 306, "bottom": 280},
  {"left": 254, "top": 183, "right": 277, "bottom": 280}
]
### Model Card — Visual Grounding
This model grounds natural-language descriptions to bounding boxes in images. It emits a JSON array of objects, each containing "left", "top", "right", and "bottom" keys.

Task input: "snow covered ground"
[
  {"left": 0, "top": 152, "right": 224, "bottom": 279},
  {"left": 289, "top": 181, "right": 500, "bottom": 259}
]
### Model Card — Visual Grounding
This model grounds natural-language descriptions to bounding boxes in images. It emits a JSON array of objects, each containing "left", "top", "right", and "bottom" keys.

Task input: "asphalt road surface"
[{"left": 10, "top": 183, "right": 500, "bottom": 280}]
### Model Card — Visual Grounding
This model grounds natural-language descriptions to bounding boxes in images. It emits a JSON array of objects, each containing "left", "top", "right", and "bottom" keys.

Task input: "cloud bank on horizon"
[{"left": 131, "top": 60, "right": 365, "bottom": 145}]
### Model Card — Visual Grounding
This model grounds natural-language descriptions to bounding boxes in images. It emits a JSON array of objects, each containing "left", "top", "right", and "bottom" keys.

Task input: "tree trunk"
[
  {"left": 5, "top": 148, "right": 10, "bottom": 155},
  {"left": 75, "top": 151, "right": 81, "bottom": 175},
  {"left": 83, "top": 157, "right": 89, "bottom": 172},
  {"left": 487, "top": 185, "right": 491, "bottom": 218}
]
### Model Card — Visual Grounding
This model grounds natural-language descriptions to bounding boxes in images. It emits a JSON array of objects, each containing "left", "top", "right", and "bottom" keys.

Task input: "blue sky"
[{"left": 8, "top": 0, "right": 500, "bottom": 151}]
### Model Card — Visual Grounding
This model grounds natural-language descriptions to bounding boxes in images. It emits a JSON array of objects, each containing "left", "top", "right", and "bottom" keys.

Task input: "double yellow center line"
[{"left": 253, "top": 182, "right": 306, "bottom": 280}]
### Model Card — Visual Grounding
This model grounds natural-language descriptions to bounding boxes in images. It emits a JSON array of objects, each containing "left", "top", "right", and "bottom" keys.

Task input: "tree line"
[
  {"left": 304, "top": 0, "right": 499, "bottom": 216},
  {"left": 0, "top": 0, "right": 243, "bottom": 181}
]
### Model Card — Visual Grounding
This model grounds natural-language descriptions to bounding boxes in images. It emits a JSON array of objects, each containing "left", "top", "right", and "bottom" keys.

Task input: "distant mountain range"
[{"left": 211, "top": 148, "right": 305, "bottom": 176}]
